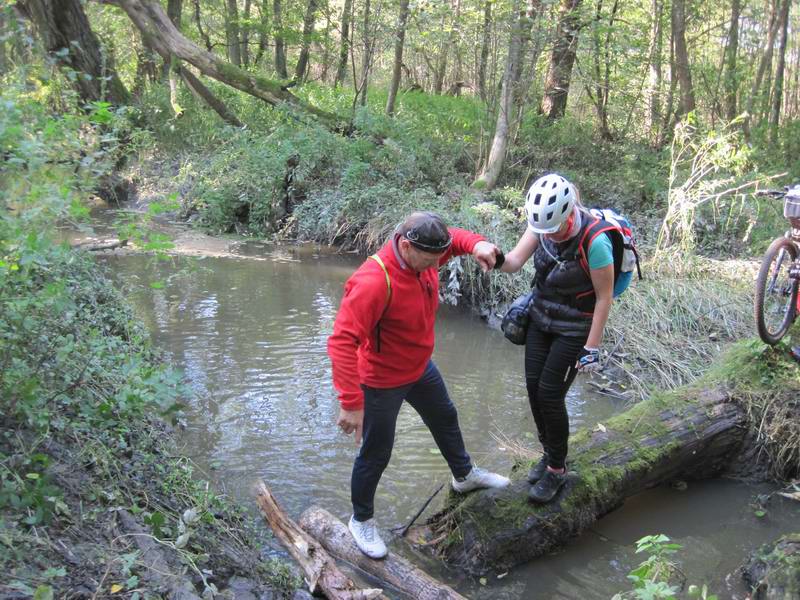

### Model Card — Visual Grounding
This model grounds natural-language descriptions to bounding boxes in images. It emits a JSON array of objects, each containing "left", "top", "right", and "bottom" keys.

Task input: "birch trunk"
[{"left": 386, "top": 0, "right": 410, "bottom": 115}]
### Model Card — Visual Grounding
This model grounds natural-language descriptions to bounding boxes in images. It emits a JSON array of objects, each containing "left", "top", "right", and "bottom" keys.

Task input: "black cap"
[{"left": 399, "top": 212, "right": 452, "bottom": 253}]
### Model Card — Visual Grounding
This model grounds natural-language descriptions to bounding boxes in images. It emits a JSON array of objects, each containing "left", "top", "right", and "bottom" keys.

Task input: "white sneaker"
[
  {"left": 348, "top": 516, "right": 388, "bottom": 559},
  {"left": 451, "top": 466, "right": 511, "bottom": 493}
]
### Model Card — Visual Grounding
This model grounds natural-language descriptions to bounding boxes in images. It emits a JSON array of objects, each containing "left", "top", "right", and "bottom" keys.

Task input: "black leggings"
[
  {"left": 524, "top": 325, "right": 587, "bottom": 470},
  {"left": 351, "top": 361, "right": 472, "bottom": 521}
]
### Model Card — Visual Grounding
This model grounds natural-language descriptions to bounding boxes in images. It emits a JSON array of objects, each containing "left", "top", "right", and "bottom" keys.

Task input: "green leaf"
[
  {"left": 33, "top": 585, "right": 54, "bottom": 600},
  {"left": 42, "top": 566, "right": 66, "bottom": 579}
]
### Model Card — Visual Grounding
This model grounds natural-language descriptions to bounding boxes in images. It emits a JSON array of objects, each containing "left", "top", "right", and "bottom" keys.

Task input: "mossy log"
[
  {"left": 414, "top": 387, "right": 750, "bottom": 574},
  {"left": 742, "top": 533, "right": 800, "bottom": 599},
  {"left": 299, "top": 507, "right": 467, "bottom": 600}
]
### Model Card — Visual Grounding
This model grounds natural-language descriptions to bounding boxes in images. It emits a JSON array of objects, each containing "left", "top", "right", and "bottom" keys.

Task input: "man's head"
[{"left": 396, "top": 211, "right": 452, "bottom": 272}]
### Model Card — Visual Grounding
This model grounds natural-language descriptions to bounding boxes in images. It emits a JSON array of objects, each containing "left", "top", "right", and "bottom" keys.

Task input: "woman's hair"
[{"left": 572, "top": 182, "right": 584, "bottom": 208}]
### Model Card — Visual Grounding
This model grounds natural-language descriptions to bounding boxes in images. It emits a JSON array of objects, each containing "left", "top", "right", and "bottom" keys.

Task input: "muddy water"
[{"left": 105, "top": 244, "right": 797, "bottom": 600}]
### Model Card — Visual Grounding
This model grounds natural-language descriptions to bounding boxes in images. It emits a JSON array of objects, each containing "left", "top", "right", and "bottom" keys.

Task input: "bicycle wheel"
[{"left": 755, "top": 237, "right": 799, "bottom": 345}]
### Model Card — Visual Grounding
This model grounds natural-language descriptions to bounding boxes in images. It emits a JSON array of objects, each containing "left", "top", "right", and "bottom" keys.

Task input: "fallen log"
[
  {"left": 299, "top": 507, "right": 467, "bottom": 600},
  {"left": 413, "top": 385, "right": 751, "bottom": 574},
  {"left": 74, "top": 238, "right": 129, "bottom": 251},
  {"left": 254, "top": 481, "right": 384, "bottom": 600},
  {"left": 741, "top": 533, "right": 800, "bottom": 599}
]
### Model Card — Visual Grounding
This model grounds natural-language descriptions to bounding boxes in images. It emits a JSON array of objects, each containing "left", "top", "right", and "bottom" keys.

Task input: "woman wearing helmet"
[{"left": 499, "top": 173, "right": 615, "bottom": 503}]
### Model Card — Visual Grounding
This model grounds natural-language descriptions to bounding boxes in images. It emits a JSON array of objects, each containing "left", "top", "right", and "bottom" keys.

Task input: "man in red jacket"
[{"left": 328, "top": 211, "right": 510, "bottom": 559}]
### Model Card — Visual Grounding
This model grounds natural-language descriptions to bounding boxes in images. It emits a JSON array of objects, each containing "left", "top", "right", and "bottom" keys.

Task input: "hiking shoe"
[
  {"left": 528, "top": 468, "right": 566, "bottom": 503},
  {"left": 527, "top": 454, "right": 549, "bottom": 484},
  {"left": 348, "top": 516, "right": 388, "bottom": 559},
  {"left": 451, "top": 466, "right": 510, "bottom": 493}
]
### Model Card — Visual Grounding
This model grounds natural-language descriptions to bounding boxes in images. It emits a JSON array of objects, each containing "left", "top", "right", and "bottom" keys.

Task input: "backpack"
[{"left": 580, "top": 208, "right": 642, "bottom": 298}]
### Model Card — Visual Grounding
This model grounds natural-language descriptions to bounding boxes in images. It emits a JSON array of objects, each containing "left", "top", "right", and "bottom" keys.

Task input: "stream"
[{"left": 98, "top": 240, "right": 797, "bottom": 599}]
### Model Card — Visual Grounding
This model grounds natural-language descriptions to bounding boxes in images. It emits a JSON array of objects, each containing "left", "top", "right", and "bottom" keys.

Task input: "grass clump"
[
  {"left": 708, "top": 341, "right": 800, "bottom": 479},
  {"left": 602, "top": 254, "right": 755, "bottom": 400}
]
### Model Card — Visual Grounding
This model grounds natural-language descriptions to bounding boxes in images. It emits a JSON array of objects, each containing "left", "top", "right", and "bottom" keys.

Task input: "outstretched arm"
[{"left": 499, "top": 228, "right": 538, "bottom": 273}]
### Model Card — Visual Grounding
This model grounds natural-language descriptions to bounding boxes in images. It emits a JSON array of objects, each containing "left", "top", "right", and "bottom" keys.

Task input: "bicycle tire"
[{"left": 755, "top": 237, "right": 799, "bottom": 345}]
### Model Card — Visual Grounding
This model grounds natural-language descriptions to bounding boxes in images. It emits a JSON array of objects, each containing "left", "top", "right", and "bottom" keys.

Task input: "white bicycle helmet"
[{"left": 524, "top": 174, "right": 577, "bottom": 234}]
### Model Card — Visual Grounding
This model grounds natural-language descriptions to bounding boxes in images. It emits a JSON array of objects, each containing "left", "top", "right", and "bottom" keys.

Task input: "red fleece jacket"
[{"left": 327, "top": 228, "right": 485, "bottom": 410}]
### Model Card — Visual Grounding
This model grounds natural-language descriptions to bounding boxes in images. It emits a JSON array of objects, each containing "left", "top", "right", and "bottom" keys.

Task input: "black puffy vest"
[{"left": 529, "top": 211, "right": 613, "bottom": 336}]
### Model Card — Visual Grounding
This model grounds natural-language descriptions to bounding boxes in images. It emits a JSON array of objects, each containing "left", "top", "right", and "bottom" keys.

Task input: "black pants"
[
  {"left": 524, "top": 325, "right": 587, "bottom": 470},
  {"left": 351, "top": 361, "right": 472, "bottom": 521}
]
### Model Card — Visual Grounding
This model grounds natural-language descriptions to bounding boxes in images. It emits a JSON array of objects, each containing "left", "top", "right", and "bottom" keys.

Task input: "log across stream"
[
  {"left": 411, "top": 343, "right": 799, "bottom": 576},
  {"left": 411, "top": 386, "right": 750, "bottom": 573}
]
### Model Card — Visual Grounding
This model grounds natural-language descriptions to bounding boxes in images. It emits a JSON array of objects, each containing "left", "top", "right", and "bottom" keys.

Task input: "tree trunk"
[
  {"left": 512, "top": 0, "right": 545, "bottom": 130},
  {"left": 299, "top": 507, "right": 467, "bottom": 600},
  {"left": 451, "top": 0, "right": 463, "bottom": 89},
  {"left": 241, "top": 0, "right": 252, "bottom": 68},
  {"left": 587, "top": 0, "right": 618, "bottom": 141},
  {"left": 255, "top": 0, "right": 270, "bottom": 66},
  {"left": 432, "top": 12, "right": 449, "bottom": 94},
  {"left": 657, "top": 23, "right": 678, "bottom": 147},
  {"left": 19, "top": 0, "right": 129, "bottom": 104},
  {"left": 132, "top": 42, "right": 158, "bottom": 95},
  {"left": 0, "top": 11, "right": 7, "bottom": 74},
  {"left": 724, "top": 0, "right": 741, "bottom": 121},
  {"left": 226, "top": 0, "right": 241, "bottom": 67},
  {"left": 334, "top": 0, "right": 352, "bottom": 87},
  {"left": 167, "top": 0, "right": 182, "bottom": 30},
  {"left": 320, "top": 7, "right": 331, "bottom": 82},
  {"left": 743, "top": 0, "right": 780, "bottom": 137},
  {"left": 168, "top": 55, "right": 181, "bottom": 115},
  {"left": 385, "top": 0, "right": 410, "bottom": 115},
  {"left": 477, "top": 0, "right": 492, "bottom": 102},
  {"left": 254, "top": 482, "right": 384, "bottom": 600},
  {"left": 358, "top": 0, "right": 372, "bottom": 106},
  {"left": 273, "top": 0, "right": 287, "bottom": 78},
  {"left": 473, "top": 0, "right": 526, "bottom": 190},
  {"left": 179, "top": 66, "right": 243, "bottom": 127},
  {"left": 161, "top": 0, "right": 182, "bottom": 78},
  {"left": 192, "top": 0, "right": 212, "bottom": 51},
  {"left": 645, "top": 0, "right": 663, "bottom": 143},
  {"left": 294, "top": 0, "right": 318, "bottom": 82},
  {"left": 103, "top": 0, "right": 344, "bottom": 130},
  {"left": 768, "top": 0, "right": 790, "bottom": 144},
  {"left": 540, "top": 0, "right": 583, "bottom": 120},
  {"left": 742, "top": 534, "right": 800, "bottom": 599},
  {"left": 415, "top": 386, "right": 750, "bottom": 574},
  {"left": 671, "top": 0, "right": 695, "bottom": 117}
]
